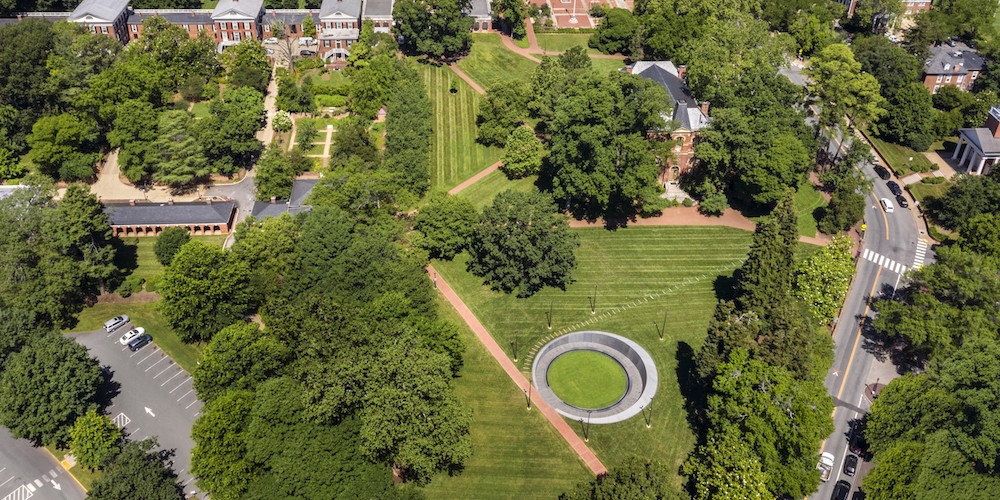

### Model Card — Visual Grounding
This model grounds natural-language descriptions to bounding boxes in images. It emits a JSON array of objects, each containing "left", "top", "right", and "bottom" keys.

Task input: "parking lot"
[{"left": 70, "top": 323, "right": 205, "bottom": 499}]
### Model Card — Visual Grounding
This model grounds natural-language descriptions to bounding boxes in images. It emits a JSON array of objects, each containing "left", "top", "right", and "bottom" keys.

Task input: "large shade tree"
[{"left": 466, "top": 190, "right": 579, "bottom": 297}]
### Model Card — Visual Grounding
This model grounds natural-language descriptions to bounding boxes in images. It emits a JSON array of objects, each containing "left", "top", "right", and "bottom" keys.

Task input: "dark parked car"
[
  {"left": 849, "top": 425, "right": 869, "bottom": 459},
  {"left": 874, "top": 166, "right": 891, "bottom": 180},
  {"left": 887, "top": 181, "right": 902, "bottom": 196},
  {"left": 844, "top": 454, "right": 858, "bottom": 476},
  {"left": 299, "top": 49, "right": 317, "bottom": 56},
  {"left": 127, "top": 333, "right": 152, "bottom": 352},
  {"left": 832, "top": 480, "right": 852, "bottom": 500},
  {"left": 896, "top": 194, "right": 909, "bottom": 209}
]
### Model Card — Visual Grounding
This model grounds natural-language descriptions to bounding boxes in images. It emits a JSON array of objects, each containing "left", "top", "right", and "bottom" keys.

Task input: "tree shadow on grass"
[
  {"left": 712, "top": 273, "right": 740, "bottom": 303},
  {"left": 675, "top": 341, "right": 709, "bottom": 443}
]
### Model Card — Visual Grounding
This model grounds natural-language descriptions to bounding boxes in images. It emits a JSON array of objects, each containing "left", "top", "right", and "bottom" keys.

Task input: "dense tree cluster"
[
  {"left": 0, "top": 18, "right": 266, "bottom": 185},
  {"left": 691, "top": 66, "right": 816, "bottom": 210},
  {"left": 383, "top": 61, "right": 433, "bottom": 197},
  {"left": 88, "top": 438, "right": 184, "bottom": 499},
  {"left": 863, "top": 339, "right": 1000, "bottom": 498},
  {"left": 392, "top": 0, "right": 473, "bottom": 60},
  {"left": 187, "top": 201, "right": 472, "bottom": 495},
  {"left": 816, "top": 141, "right": 872, "bottom": 233},
  {"left": 685, "top": 195, "right": 834, "bottom": 498},
  {"left": 927, "top": 174, "right": 1000, "bottom": 230},
  {"left": 562, "top": 458, "right": 687, "bottom": 499},
  {"left": 414, "top": 192, "right": 478, "bottom": 260}
]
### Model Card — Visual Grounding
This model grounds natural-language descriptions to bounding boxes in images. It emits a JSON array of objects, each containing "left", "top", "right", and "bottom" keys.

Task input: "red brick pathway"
[
  {"left": 448, "top": 64, "right": 485, "bottom": 95},
  {"left": 429, "top": 264, "right": 608, "bottom": 476}
]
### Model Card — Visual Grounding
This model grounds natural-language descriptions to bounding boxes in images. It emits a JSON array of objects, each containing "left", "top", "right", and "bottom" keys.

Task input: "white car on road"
[
  {"left": 119, "top": 327, "right": 145, "bottom": 345},
  {"left": 263, "top": 37, "right": 278, "bottom": 44}
]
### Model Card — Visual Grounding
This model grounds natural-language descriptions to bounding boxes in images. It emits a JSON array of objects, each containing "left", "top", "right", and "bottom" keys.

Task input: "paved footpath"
[
  {"left": 429, "top": 264, "right": 608, "bottom": 476},
  {"left": 449, "top": 161, "right": 501, "bottom": 195}
]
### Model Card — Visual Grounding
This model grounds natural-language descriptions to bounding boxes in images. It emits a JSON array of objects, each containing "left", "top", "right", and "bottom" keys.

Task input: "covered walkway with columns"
[{"left": 952, "top": 106, "right": 1000, "bottom": 175}]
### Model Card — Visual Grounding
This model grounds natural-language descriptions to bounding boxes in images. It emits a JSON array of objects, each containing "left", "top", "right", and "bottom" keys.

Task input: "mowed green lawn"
[
  {"left": 457, "top": 34, "right": 539, "bottom": 89},
  {"left": 423, "top": 296, "right": 590, "bottom": 499},
  {"left": 590, "top": 57, "right": 627, "bottom": 75},
  {"left": 433, "top": 226, "right": 754, "bottom": 479},
  {"left": 455, "top": 170, "right": 539, "bottom": 208},
  {"left": 533, "top": 33, "right": 599, "bottom": 54},
  {"left": 547, "top": 351, "right": 628, "bottom": 409},
  {"left": 794, "top": 178, "right": 827, "bottom": 238},
  {"left": 417, "top": 63, "right": 504, "bottom": 190}
]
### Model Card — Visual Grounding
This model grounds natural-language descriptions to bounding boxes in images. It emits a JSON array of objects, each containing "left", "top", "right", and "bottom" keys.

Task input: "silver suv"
[{"left": 103, "top": 315, "right": 129, "bottom": 333}]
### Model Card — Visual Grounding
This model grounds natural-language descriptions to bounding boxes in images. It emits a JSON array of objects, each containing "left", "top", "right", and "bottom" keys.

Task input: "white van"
[
  {"left": 104, "top": 315, "right": 129, "bottom": 333},
  {"left": 299, "top": 37, "right": 316, "bottom": 46},
  {"left": 880, "top": 198, "right": 894, "bottom": 214}
]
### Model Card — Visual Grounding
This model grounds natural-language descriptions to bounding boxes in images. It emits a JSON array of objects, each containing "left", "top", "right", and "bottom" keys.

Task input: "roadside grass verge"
[{"left": 794, "top": 178, "right": 827, "bottom": 238}]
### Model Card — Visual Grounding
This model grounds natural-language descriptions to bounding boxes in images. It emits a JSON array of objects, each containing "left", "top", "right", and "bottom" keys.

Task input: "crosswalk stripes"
[
  {"left": 861, "top": 248, "right": 908, "bottom": 275},
  {"left": 913, "top": 240, "right": 928, "bottom": 269}
]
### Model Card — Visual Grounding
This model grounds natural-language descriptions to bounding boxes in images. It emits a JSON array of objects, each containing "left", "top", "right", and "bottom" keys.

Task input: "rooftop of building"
[
  {"left": 128, "top": 10, "right": 215, "bottom": 24},
  {"left": 211, "top": 0, "right": 265, "bottom": 19},
  {"left": 630, "top": 61, "right": 710, "bottom": 132},
  {"left": 362, "top": 0, "right": 393, "bottom": 17},
  {"left": 320, "top": 0, "right": 363, "bottom": 18},
  {"left": 466, "top": 0, "right": 490, "bottom": 18},
  {"left": 925, "top": 41, "right": 986, "bottom": 74},
  {"left": 68, "top": 0, "right": 129, "bottom": 22},
  {"left": 263, "top": 9, "right": 315, "bottom": 25},
  {"left": 0, "top": 185, "right": 26, "bottom": 201},
  {"left": 250, "top": 178, "right": 317, "bottom": 219},
  {"left": 104, "top": 200, "right": 237, "bottom": 226}
]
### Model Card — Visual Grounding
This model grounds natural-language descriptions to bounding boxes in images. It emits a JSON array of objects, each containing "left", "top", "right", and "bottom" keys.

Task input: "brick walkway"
[
  {"left": 448, "top": 64, "right": 485, "bottom": 95},
  {"left": 429, "top": 264, "right": 608, "bottom": 476}
]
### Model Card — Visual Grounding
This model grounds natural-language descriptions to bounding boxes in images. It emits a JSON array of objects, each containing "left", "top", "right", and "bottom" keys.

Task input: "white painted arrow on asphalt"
[
  {"left": 145, "top": 407, "right": 155, "bottom": 417},
  {"left": 52, "top": 481, "right": 61, "bottom": 490}
]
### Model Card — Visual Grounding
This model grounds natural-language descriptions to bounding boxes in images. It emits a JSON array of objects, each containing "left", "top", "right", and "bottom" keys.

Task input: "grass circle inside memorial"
[{"left": 546, "top": 350, "right": 628, "bottom": 409}]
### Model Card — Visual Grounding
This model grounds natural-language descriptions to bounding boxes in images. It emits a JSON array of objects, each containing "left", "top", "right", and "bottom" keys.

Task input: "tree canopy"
[
  {"left": 392, "top": 0, "right": 473, "bottom": 59},
  {"left": 466, "top": 190, "right": 579, "bottom": 297}
]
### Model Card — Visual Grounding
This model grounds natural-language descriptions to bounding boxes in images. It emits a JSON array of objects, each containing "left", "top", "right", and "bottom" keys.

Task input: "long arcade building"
[{"left": 1, "top": 0, "right": 493, "bottom": 62}]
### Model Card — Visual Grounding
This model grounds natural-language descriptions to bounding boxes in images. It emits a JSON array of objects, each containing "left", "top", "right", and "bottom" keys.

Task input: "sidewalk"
[{"left": 429, "top": 264, "right": 608, "bottom": 476}]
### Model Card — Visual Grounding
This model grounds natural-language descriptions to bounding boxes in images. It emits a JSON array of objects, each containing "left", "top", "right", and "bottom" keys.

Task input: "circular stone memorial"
[{"left": 531, "top": 331, "right": 657, "bottom": 424}]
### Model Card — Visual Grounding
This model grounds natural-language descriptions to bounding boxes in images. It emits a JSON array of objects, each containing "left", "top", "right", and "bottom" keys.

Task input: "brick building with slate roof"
[
  {"left": 627, "top": 61, "right": 711, "bottom": 182},
  {"left": 104, "top": 199, "right": 237, "bottom": 237}
]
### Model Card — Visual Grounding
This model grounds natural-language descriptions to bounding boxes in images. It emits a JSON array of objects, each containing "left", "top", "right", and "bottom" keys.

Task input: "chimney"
[
  {"left": 167, "top": 198, "right": 174, "bottom": 205},
  {"left": 987, "top": 106, "right": 1000, "bottom": 139},
  {"left": 700, "top": 101, "right": 710, "bottom": 116},
  {"left": 129, "top": 199, "right": 135, "bottom": 206},
  {"left": 677, "top": 65, "right": 687, "bottom": 80},
  {"left": 625, "top": 65, "right": 633, "bottom": 74},
  {"left": 206, "top": 199, "right": 212, "bottom": 205},
  {"left": 270, "top": 196, "right": 277, "bottom": 204}
]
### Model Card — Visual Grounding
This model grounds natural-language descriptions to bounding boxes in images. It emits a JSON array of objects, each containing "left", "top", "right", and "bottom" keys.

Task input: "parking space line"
[
  {"left": 128, "top": 427, "right": 140, "bottom": 436},
  {"left": 177, "top": 389, "right": 194, "bottom": 402},
  {"left": 182, "top": 478, "right": 194, "bottom": 486},
  {"left": 144, "top": 356, "right": 168, "bottom": 372},
  {"left": 185, "top": 400, "right": 199, "bottom": 409},
  {"left": 0, "top": 476, "right": 13, "bottom": 488},
  {"left": 170, "top": 376, "right": 193, "bottom": 393},
  {"left": 153, "top": 365, "right": 174, "bottom": 379},
  {"left": 160, "top": 371, "right": 183, "bottom": 386},
  {"left": 136, "top": 349, "right": 160, "bottom": 365}
]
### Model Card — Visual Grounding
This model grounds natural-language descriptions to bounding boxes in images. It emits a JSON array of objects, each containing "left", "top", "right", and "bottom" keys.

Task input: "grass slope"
[
  {"left": 417, "top": 62, "right": 504, "bottom": 190},
  {"left": 422, "top": 296, "right": 590, "bottom": 499},
  {"left": 433, "top": 226, "right": 754, "bottom": 479},
  {"left": 456, "top": 170, "right": 539, "bottom": 209},
  {"left": 457, "top": 34, "right": 539, "bottom": 89},
  {"left": 547, "top": 351, "right": 628, "bottom": 409},
  {"left": 533, "top": 33, "right": 599, "bottom": 54},
  {"left": 590, "top": 58, "right": 627, "bottom": 75},
  {"left": 794, "top": 178, "right": 827, "bottom": 238},
  {"left": 865, "top": 132, "right": 935, "bottom": 175}
]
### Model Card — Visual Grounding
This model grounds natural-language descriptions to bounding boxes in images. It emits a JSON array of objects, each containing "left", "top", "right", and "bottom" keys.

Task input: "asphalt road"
[
  {"left": 70, "top": 326, "right": 205, "bottom": 499},
  {"left": 812, "top": 144, "right": 934, "bottom": 499},
  {"left": 0, "top": 428, "right": 85, "bottom": 500}
]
